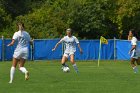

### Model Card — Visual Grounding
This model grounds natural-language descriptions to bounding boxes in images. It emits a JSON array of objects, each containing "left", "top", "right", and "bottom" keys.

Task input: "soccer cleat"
[
  {"left": 9, "top": 80, "right": 12, "bottom": 84},
  {"left": 75, "top": 70, "right": 79, "bottom": 73},
  {"left": 133, "top": 67, "right": 138, "bottom": 73},
  {"left": 61, "top": 66, "right": 64, "bottom": 70},
  {"left": 25, "top": 71, "right": 29, "bottom": 80},
  {"left": 134, "top": 69, "right": 138, "bottom": 73}
]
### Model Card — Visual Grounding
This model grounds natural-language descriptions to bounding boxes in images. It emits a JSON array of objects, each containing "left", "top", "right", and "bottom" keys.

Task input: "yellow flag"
[{"left": 100, "top": 36, "right": 108, "bottom": 44}]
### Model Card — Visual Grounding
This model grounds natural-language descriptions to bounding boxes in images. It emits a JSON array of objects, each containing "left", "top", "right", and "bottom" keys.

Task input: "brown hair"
[{"left": 17, "top": 22, "right": 24, "bottom": 30}]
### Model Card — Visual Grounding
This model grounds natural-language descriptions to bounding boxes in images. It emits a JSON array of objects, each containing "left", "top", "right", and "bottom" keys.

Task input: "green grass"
[{"left": 0, "top": 60, "right": 140, "bottom": 93}]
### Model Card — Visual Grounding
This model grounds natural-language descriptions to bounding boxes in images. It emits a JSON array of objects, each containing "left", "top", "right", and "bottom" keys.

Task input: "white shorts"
[
  {"left": 130, "top": 49, "right": 138, "bottom": 59},
  {"left": 13, "top": 48, "right": 28, "bottom": 59},
  {"left": 63, "top": 52, "right": 75, "bottom": 58}
]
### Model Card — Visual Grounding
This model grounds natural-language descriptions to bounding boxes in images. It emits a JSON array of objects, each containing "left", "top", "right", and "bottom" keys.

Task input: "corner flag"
[
  {"left": 98, "top": 36, "right": 108, "bottom": 67},
  {"left": 100, "top": 36, "right": 108, "bottom": 44}
]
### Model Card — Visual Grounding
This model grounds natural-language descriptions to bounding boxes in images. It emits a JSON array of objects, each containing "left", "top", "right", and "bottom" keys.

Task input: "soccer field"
[{"left": 0, "top": 60, "right": 140, "bottom": 93}]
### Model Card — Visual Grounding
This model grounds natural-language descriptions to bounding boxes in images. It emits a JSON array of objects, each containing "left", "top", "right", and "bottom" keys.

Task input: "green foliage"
[
  {"left": 0, "top": 1, "right": 12, "bottom": 37},
  {"left": 108, "top": 0, "right": 140, "bottom": 38},
  {"left": 0, "top": 0, "right": 140, "bottom": 39}
]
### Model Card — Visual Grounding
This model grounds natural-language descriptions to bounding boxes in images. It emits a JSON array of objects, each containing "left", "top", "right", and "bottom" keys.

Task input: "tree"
[{"left": 0, "top": 0, "right": 140, "bottom": 39}]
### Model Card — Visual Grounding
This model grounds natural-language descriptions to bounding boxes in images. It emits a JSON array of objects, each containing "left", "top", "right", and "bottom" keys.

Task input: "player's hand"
[
  {"left": 30, "top": 38, "right": 34, "bottom": 45},
  {"left": 7, "top": 44, "right": 11, "bottom": 47},
  {"left": 128, "top": 51, "right": 131, "bottom": 54},
  {"left": 80, "top": 49, "right": 83, "bottom": 54},
  {"left": 52, "top": 48, "right": 55, "bottom": 51}
]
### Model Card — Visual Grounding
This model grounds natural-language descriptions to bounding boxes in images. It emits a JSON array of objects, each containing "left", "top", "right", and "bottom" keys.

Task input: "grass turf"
[{"left": 0, "top": 60, "right": 140, "bottom": 93}]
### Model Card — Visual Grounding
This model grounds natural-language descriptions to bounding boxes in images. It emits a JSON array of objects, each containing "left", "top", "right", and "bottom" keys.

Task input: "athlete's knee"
[
  {"left": 62, "top": 56, "right": 67, "bottom": 61},
  {"left": 70, "top": 59, "right": 75, "bottom": 64},
  {"left": 130, "top": 58, "right": 136, "bottom": 65},
  {"left": 131, "top": 60, "right": 135, "bottom": 64},
  {"left": 18, "top": 67, "right": 21, "bottom": 70},
  {"left": 12, "top": 63, "right": 17, "bottom": 67},
  {"left": 70, "top": 58, "right": 73, "bottom": 62}
]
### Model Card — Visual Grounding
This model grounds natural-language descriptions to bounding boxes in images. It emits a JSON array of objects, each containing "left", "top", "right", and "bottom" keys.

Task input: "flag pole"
[{"left": 98, "top": 38, "right": 102, "bottom": 67}]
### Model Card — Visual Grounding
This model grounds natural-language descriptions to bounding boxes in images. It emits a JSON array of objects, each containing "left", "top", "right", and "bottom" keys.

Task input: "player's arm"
[
  {"left": 74, "top": 36, "right": 83, "bottom": 54},
  {"left": 7, "top": 32, "right": 17, "bottom": 46},
  {"left": 129, "top": 45, "right": 136, "bottom": 53},
  {"left": 7, "top": 39, "right": 15, "bottom": 46},
  {"left": 52, "top": 38, "right": 64, "bottom": 51},
  {"left": 77, "top": 43, "right": 83, "bottom": 54},
  {"left": 27, "top": 34, "right": 33, "bottom": 45}
]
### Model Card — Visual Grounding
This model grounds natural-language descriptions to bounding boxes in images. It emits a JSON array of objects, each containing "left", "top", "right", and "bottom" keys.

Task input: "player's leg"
[
  {"left": 9, "top": 58, "right": 19, "bottom": 83},
  {"left": 61, "top": 54, "right": 68, "bottom": 69},
  {"left": 130, "top": 58, "right": 138, "bottom": 73},
  {"left": 130, "top": 49, "right": 138, "bottom": 73},
  {"left": 19, "top": 58, "right": 29, "bottom": 80},
  {"left": 70, "top": 54, "right": 78, "bottom": 73}
]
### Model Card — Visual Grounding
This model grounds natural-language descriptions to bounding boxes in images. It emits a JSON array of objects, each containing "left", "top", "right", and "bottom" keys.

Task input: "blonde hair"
[{"left": 66, "top": 28, "right": 72, "bottom": 32}]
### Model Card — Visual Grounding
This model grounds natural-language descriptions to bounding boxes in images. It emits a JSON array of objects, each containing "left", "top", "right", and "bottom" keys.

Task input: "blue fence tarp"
[
  {"left": 75, "top": 40, "right": 114, "bottom": 60},
  {"left": 0, "top": 39, "right": 2, "bottom": 60},
  {"left": 0, "top": 39, "right": 135, "bottom": 61},
  {"left": 4, "top": 40, "right": 15, "bottom": 60},
  {"left": 33, "top": 39, "right": 62, "bottom": 60},
  {"left": 33, "top": 39, "right": 130, "bottom": 60},
  {"left": 116, "top": 40, "right": 131, "bottom": 60}
]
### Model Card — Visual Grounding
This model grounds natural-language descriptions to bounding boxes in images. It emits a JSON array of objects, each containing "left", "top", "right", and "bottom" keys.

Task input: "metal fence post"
[
  {"left": 31, "top": 39, "right": 34, "bottom": 61},
  {"left": 62, "top": 42, "right": 65, "bottom": 56},
  {"left": 2, "top": 36, "right": 4, "bottom": 61},
  {"left": 114, "top": 37, "right": 116, "bottom": 61}
]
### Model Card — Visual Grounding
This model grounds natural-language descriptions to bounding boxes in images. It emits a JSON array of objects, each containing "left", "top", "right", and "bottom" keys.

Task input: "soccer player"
[
  {"left": 7, "top": 22, "right": 32, "bottom": 83},
  {"left": 52, "top": 28, "right": 83, "bottom": 73},
  {"left": 128, "top": 29, "right": 139, "bottom": 73},
  {"left": 128, "top": 30, "right": 133, "bottom": 40}
]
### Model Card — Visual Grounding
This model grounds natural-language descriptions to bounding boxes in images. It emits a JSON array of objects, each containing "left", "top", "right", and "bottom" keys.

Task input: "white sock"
[
  {"left": 133, "top": 66, "right": 137, "bottom": 69},
  {"left": 19, "top": 67, "right": 28, "bottom": 74},
  {"left": 10, "top": 66, "right": 15, "bottom": 82}
]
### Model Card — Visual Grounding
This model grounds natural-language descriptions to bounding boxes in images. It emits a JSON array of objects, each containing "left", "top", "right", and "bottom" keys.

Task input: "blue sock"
[
  {"left": 133, "top": 66, "right": 138, "bottom": 73},
  {"left": 73, "top": 64, "right": 78, "bottom": 73}
]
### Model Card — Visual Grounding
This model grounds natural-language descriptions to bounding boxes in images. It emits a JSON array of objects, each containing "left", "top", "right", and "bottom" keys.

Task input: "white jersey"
[
  {"left": 60, "top": 36, "right": 79, "bottom": 53},
  {"left": 131, "top": 37, "right": 139, "bottom": 58},
  {"left": 13, "top": 30, "right": 31, "bottom": 49},
  {"left": 12, "top": 30, "right": 31, "bottom": 59},
  {"left": 131, "top": 37, "right": 140, "bottom": 58},
  {"left": 131, "top": 37, "right": 137, "bottom": 46}
]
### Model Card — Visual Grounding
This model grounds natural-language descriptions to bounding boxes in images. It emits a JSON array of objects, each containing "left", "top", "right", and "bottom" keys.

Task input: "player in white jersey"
[
  {"left": 7, "top": 22, "right": 32, "bottom": 83},
  {"left": 128, "top": 29, "right": 139, "bottom": 73},
  {"left": 52, "top": 28, "right": 83, "bottom": 73}
]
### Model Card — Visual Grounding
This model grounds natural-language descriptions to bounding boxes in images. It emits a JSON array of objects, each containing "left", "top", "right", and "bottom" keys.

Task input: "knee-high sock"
[
  {"left": 133, "top": 66, "right": 138, "bottom": 73},
  {"left": 10, "top": 66, "right": 15, "bottom": 82},
  {"left": 72, "top": 64, "right": 78, "bottom": 72},
  {"left": 19, "top": 67, "right": 28, "bottom": 74}
]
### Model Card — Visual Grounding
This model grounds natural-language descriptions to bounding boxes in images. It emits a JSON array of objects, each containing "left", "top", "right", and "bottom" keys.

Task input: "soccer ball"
[{"left": 63, "top": 67, "right": 70, "bottom": 73}]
